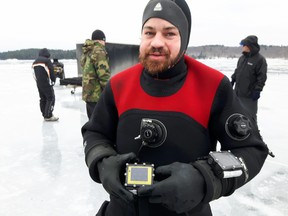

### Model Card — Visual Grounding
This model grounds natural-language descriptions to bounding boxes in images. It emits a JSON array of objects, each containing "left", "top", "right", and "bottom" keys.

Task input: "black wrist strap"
[{"left": 193, "top": 160, "right": 222, "bottom": 203}]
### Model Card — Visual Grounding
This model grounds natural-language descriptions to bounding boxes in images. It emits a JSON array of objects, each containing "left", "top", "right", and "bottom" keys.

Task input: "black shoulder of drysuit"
[{"left": 81, "top": 80, "right": 118, "bottom": 182}]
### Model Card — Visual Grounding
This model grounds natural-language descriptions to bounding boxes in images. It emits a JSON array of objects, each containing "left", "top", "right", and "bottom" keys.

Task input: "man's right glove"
[
  {"left": 97, "top": 152, "right": 137, "bottom": 203},
  {"left": 137, "top": 162, "right": 205, "bottom": 214}
]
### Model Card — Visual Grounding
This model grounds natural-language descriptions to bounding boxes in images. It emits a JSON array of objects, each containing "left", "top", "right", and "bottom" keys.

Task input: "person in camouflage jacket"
[{"left": 80, "top": 30, "right": 111, "bottom": 119}]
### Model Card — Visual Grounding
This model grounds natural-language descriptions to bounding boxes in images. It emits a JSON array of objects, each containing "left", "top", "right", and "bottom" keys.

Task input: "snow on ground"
[{"left": 0, "top": 59, "right": 287, "bottom": 216}]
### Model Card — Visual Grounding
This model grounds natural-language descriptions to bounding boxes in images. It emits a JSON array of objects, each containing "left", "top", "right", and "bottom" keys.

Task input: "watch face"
[{"left": 209, "top": 151, "right": 242, "bottom": 170}]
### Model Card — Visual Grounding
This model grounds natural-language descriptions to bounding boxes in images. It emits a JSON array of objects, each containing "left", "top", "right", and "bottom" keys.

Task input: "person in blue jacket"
[{"left": 82, "top": 0, "right": 269, "bottom": 215}]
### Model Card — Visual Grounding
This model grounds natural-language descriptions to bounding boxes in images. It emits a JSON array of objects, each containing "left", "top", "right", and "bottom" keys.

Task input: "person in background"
[
  {"left": 80, "top": 29, "right": 111, "bottom": 119},
  {"left": 82, "top": 1, "right": 269, "bottom": 215},
  {"left": 52, "top": 58, "right": 65, "bottom": 80},
  {"left": 32, "top": 48, "right": 59, "bottom": 121},
  {"left": 231, "top": 35, "right": 267, "bottom": 121}
]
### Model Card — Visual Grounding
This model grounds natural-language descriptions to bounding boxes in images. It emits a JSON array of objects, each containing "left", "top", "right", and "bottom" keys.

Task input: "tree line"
[
  {"left": 0, "top": 45, "right": 287, "bottom": 60},
  {"left": 0, "top": 49, "right": 76, "bottom": 60},
  {"left": 187, "top": 45, "right": 288, "bottom": 59}
]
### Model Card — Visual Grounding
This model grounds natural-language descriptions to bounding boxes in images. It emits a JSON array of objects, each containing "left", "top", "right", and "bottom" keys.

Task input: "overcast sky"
[{"left": 1, "top": 0, "right": 287, "bottom": 52}]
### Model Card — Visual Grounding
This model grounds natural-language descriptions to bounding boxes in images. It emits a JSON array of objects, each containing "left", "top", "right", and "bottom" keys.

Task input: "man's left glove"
[
  {"left": 97, "top": 152, "right": 137, "bottom": 203},
  {"left": 251, "top": 90, "right": 261, "bottom": 101},
  {"left": 137, "top": 162, "right": 205, "bottom": 214}
]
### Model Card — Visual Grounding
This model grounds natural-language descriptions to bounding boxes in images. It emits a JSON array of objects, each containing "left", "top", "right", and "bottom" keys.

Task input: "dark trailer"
[{"left": 60, "top": 42, "right": 139, "bottom": 93}]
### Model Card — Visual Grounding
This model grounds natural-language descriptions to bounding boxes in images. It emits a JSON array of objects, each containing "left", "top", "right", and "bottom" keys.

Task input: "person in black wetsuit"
[{"left": 81, "top": 0, "right": 269, "bottom": 215}]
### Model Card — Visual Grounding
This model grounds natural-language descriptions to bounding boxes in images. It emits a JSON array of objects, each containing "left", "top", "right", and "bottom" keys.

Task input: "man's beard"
[{"left": 139, "top": 48, "right": 173, "bottom": 75}]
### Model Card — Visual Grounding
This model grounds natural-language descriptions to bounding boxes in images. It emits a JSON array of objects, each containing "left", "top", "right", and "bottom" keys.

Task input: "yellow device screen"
[{"left": 125, "top": 164, "right": 154, "bottom": 186}]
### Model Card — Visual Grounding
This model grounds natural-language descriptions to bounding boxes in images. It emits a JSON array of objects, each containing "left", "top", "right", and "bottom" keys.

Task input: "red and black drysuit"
[{"left": 82, "top": 55, "right": 268, "bottom": 216}]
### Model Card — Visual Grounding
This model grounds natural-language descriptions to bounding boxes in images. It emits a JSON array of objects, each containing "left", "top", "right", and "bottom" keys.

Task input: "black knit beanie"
[
  {"left": 39, "top": 48, "right": 50, "bottom": 58},
  {"left": 91, "top": 29, "right": 106, "bottom": 41},
  {"left": 240, "top": 35, "right": 260, "bottom": 52},
  {"left": 142, "top": 0, "right": 191, "bottom": 55}
]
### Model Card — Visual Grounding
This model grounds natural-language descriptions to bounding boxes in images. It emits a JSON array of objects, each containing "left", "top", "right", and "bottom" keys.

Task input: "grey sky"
[{"left": 1, "top": 0, "right": 287, "bottom": 52}]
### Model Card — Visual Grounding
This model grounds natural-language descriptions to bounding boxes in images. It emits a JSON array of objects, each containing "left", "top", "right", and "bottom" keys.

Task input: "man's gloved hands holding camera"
[
  {"left": 137, "top": 162, "right": 205, "bottom": 214},
  {"left": 97, "top": 152, "right": 137, "bottom": 203}
]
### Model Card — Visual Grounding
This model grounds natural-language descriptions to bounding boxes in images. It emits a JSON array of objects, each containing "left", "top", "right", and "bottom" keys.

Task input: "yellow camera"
[{"left": 124, "top": 163, "right": 154, "bottom": 193}]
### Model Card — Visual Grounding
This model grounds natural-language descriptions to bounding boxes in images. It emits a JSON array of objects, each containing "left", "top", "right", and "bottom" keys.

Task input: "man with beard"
[{"left": 81, "top": 0, "right": 269, "bottom": 215}]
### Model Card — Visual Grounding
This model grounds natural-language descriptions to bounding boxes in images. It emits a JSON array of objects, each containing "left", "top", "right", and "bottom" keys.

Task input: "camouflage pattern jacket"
[{"left": 80, "top": 39, "right": 111, "bottom": 102}]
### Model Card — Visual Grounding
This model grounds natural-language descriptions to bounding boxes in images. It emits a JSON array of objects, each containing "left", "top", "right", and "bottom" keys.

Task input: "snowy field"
[{"left": 0, "top": 58, "right": 287, "bottom": 216}]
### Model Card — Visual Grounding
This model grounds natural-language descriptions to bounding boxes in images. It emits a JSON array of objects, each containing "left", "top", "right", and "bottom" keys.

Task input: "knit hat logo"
[{"left": 154, "top": 3, "right": 162, "bottom": 11}]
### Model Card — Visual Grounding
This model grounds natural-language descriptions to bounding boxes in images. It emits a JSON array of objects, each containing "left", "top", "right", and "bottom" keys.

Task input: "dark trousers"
[
  {"left": 238, "top": 96, "right": 258, "bottom": 121},
  {"left": 37, "top": 84, "right": 55, "bottom": 118},
  {"left": 86, "top": 102, "right": 97, "bottom": 119}
]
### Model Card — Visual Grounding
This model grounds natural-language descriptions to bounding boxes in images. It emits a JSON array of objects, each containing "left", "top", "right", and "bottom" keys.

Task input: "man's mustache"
[{"left": 148, "top": 47, "right": 168, "bottom": 55}]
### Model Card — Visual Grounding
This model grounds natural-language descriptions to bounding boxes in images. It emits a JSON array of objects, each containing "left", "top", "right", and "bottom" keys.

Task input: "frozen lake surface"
[{"left": 0, "top": 58, "right": 287, "bottom": 216}]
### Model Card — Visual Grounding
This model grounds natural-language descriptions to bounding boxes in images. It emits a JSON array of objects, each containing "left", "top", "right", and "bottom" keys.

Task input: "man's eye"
[
  {"left": 166, "top": 32, "right": 176, "bottom": 37},
  {"left": 145, "top": 32, "right": 154, "bottom": 36}
]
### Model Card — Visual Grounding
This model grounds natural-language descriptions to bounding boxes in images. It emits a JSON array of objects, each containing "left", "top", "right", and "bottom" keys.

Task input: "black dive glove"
[
  {"left": 251, "top": 90, "right": 261, "bottom": 101},
  {"left": 97, "top": 152, "right": 137, "bottom": 203},
  {"left": 137, "top": 162, "right": 205, "bottom": 214}
]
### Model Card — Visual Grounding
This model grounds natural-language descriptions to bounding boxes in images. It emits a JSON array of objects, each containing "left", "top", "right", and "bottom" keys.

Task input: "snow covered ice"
[{"left": 0, "top": 58, "right": 287, "bottom": 216}]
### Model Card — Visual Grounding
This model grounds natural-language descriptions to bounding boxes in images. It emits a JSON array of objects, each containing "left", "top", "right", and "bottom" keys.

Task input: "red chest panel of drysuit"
[{"left": 111, "top": 56, "right": 224, "bottom": 128}]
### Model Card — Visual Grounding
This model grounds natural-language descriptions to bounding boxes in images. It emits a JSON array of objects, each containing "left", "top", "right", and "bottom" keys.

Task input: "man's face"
[
  {"left": 139, "top": 18, "right": 181, "bottom": 75},
  {"left": 242, "top": 45, "right": 250, "bottom": 52}
]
